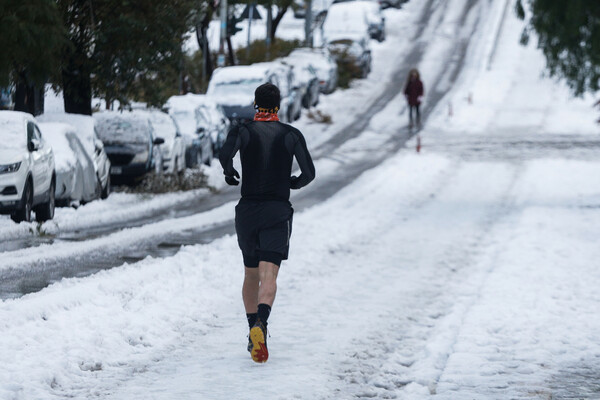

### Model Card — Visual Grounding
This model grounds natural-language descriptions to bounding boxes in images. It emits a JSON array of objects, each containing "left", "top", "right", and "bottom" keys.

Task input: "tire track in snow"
[{"left": 333, "top": 161, "right": 523, "bottom": 399}]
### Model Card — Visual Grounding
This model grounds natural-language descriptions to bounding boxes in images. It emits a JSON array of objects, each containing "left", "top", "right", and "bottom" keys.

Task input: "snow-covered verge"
[
  {"left": 0, "top": 161, "right": 227, "bottom": 243},
  {"left": 0, "top": 185, "right": 207, "bottom": 242}
]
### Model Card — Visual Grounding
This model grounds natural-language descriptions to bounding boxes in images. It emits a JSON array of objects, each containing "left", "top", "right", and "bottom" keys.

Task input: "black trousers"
[{"left": 409, "top": 104, "right": 420, "bottom": 125}]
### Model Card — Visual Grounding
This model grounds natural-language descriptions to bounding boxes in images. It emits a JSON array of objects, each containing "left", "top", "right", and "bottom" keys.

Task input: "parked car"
[
  {"left": 293, "top": 0, "right": 333, "bottom": 19},
  {"left": 287, "top": 47, "right": 339, "bottom": 94},
  {"left": 0, "top": 111, "right": 55, "bottom": 223},
  {"left": 39, "top": 123, "right": 98, "bottom": 206},
  {"left": 324, "top": 1, "right": 385, "bottom": 42},
  {"left": 140, "top": 110, "right": 186, "bottom": 174},
  {"left": 281, "top": 58, "right": 321, "bottom": 108},
  {"left": 38, "top": 113, "right": 111, "bottom": 199},
  {"left": 269, "top": 62, "right": 304, "bottom": 121},
  {"left": 93, "top": 111, "right": 165, "bottom": 183},
  {"left": 327, "top": 32, "right": 373, "bottom": 78},
  {"left": 207, "top": 63, "right": 293, "bottom": 124},
  {"left": 359, "top": 1, "right": 386, "bottom": 41},
  {"left": 167, "top": 94, "right": 230, "bottom": 158},
  {"left": 200, "top": 100, "right": 231, "bottom": 156},
  {"left": 165, "top": 95, "right": 214, "bottom": 168},
  {"left": 379, "top": 0, "right": 407, "bottom": 9}
]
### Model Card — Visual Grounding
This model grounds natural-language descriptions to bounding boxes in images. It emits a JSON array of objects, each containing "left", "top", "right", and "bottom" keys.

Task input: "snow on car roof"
[
  {"left": 93, "top": 111, "right": 151, "bottom": 146},
  {"left": 166, "top": 93, "right": 220, "bottom": 111},
  {"left": 323, "top": 2, "right": 370, "bottom": 36},
  {"left": 287, "top": 49, "right": 333, "bottom": 70},
  {"left": 210, "top": 64, "right": 272, "bottom": 84},
  {"left": 37, "top": 113, "right": 96, "bottom": 158},
  {"left": 0, "top": 111, "right": 34, "bottom": 150},
  {"left": 38, "top": 122, "right": 78, "bottom": 173}
]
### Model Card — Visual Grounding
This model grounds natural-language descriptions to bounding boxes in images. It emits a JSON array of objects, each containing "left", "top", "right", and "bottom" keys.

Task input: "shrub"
[
  {"left": 236, "top": 39, "right": 304, "bottom": 65},
  {"left": 329, "top": 48, "right": 363, "bottom": 89}
]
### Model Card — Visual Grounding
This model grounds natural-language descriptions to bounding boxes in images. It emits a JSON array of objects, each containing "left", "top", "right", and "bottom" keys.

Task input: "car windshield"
[
  {"left": 0, "top": 118, "right": 26, "bottom": 150},
  {"left": 170, "top": 110, "right": 196, "bottom": 136},
  {"left": 209, "top": 78, "right": 263, "bottom": 96},
  {"left": 95, "top": 116, "right": 149, "bottom": 146}
]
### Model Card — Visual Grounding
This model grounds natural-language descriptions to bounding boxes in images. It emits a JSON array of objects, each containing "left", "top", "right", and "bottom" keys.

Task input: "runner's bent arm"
[
  {"left": 219, "top": 125, "right": 243, "bottom": 178},
  {"left": 289, "top": 130, "right": 315, "bottom": 189}
]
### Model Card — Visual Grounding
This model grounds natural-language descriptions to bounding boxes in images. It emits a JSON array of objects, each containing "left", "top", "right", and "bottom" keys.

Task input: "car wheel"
[
  {"left": 101, "top": 173, "right": 110, "bottom": 199},
  {"left": 35, "top": 178, "right": 55, "bottom": 222},
  {"left": 176, "top": 158, "right": 185, "bottom": 179},
  {"left": 204, "top": 146, "right": 213, "bottom": 166},
  {"left": 154, "top": 155, "right": 163, "bottom": 175},
  {"left": 95, "top": 176, "right": 103, "bottom": 199},
  {"left": 195, "top": 150, "right": 203, "bottom": 169},
  {"left": 11, "top": 181, "right": 33, "bottom": 223}
]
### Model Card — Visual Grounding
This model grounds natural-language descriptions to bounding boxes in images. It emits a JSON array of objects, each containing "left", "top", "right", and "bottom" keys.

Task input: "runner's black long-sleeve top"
[{"left": 219, "top": 121, "right": 316, "bottom": 202}]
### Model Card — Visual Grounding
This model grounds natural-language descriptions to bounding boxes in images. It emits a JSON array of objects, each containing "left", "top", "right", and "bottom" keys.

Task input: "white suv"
[{"left": 0, "top": 111, "right": 56, "bottom": 223}]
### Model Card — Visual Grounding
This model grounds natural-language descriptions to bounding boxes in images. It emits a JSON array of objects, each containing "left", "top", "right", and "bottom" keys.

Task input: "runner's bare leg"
[
  {"left": 257, "top": 261, "right": 279, "bottom": 307},
  {"left": 242, "top": 267, "right": 259, "bottom": 313}
]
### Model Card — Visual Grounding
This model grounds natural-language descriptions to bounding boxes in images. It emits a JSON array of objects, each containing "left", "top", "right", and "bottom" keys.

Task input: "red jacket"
[{"left": 404, "top": 78, "right": 424, "bottom": 106}]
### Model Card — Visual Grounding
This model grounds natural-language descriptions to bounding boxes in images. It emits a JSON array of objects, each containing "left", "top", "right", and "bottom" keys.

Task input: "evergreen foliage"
[
  {"left": 55, "top": 0, "right": 197, "bottom": 111},
  {"left": 517, "top": 0, "right": 600, "bottom": 96},
  {"left": 0, "top": 0, "right": 66, "bottom": 87}
]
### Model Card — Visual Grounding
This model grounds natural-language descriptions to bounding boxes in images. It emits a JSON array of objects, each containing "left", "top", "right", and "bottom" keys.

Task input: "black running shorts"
[{"left": 235, "top": 200, "right": 293, "bottom": 268}]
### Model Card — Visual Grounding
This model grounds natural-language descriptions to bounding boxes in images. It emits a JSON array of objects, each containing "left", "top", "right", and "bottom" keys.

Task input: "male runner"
[{"left": 219, "top": 83, "right": 315, "bottom": 363}]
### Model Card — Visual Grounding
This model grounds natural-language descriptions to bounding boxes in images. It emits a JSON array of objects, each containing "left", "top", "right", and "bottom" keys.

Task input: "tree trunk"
[
  {"left": 226, "top": 36, "right": 236, "bottom": 65},
  {"left": 270, "top": 5, "right": 289, "bottom": 43},
  {"left": 62, "top": 53, "right": 92, "bottom": 115},
  {"left": 13, "top": 72, "right": 44, "bottom": 116},
  {"left": 196, "top": 23, "right": 213, "bottom": 81}
]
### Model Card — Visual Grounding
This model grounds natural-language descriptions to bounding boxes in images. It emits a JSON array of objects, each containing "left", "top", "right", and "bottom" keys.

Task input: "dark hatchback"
[
  {"left": 93, "top": 111, "right": 164, "bottom": 183},
  {"left": 221, "top": 104, "right": 255, "bottom": 126}
]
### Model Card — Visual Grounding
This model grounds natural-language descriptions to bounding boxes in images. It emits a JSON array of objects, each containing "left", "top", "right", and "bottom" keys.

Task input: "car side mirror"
[
  {"left": 153, "top": 137, "right": 165, "bottom": 146},
  {"left": 28, "top": 139, "right": 40, "bottom": 152}
]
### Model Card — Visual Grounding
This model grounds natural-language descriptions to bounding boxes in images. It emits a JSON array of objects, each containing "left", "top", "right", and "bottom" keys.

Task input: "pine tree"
[
  {"left": 0, "top": 0, "right": 66, "bottom": 114},
  {"left": 517, "top": 0, "right": 600, "bottom": 96},
  {"left": 56, "top": 0, "right": 197, "bottom": 113}
]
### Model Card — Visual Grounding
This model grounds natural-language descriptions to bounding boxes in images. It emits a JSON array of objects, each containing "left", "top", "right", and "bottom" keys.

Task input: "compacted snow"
[{"left": 1, "top": 0, "right": 599, "bottom": 399}]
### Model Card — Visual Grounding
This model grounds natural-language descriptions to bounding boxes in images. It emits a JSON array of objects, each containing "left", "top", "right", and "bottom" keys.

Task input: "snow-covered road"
[{"left": 2, "top": 0, "right": 600, "bottom": 398}]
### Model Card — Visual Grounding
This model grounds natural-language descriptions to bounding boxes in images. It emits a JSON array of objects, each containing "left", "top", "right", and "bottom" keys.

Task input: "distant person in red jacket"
[{"left": 404, "top": 68, "right": 424, "bottom": 128}]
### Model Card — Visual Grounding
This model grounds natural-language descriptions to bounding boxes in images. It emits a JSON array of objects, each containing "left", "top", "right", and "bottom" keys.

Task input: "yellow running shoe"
[{"left": 250, "top": 320, "right": 268, "bottom": 363}]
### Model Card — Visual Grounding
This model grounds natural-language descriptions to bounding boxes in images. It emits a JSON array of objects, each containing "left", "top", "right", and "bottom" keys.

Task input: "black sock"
[
  {"left": 257, "top": 303, "right": 271, "bottom": 325},
  {"left": 246, "top": 313, "right": 257, "bottom": 329}
]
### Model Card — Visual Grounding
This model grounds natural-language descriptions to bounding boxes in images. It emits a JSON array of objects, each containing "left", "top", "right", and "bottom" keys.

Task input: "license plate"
[{"left": 110, "top": 166, "right": 122, "bottom": 174}]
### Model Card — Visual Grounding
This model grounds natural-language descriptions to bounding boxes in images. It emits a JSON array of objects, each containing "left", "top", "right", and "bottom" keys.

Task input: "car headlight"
[
  {"left": 131, "top": 151, "right": 149, "bottom": 163},
  {"left": 0, "top": 162, "right": 21, "bottom": 174}
]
